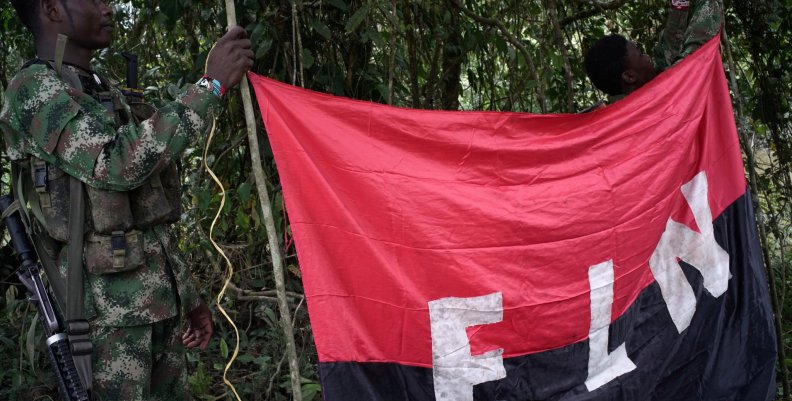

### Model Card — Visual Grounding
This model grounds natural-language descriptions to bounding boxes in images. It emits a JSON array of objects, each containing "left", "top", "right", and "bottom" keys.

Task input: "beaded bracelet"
[{"left": 196, "top": 75, "right": 225, "bottom": 97}]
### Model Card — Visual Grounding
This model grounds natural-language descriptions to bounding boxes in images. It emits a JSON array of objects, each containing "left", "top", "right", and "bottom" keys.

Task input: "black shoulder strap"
[{"left": 20, "top": 58, "right": 49, "bottom": 71}]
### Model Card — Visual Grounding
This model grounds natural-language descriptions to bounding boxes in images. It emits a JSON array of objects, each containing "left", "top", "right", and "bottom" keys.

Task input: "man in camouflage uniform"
[
  {"left": 583, "top": 0, "right": 723, "bottom": 105},
  {"left": 1, "top": 0, "right": 253, "bottom": 399}
]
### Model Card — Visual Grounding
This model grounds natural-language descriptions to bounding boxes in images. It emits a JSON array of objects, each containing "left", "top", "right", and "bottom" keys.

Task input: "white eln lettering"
[
  {"left": 429, "top": 293, "right": 506, "bottom": 401},
  {"left": 649, "top": 171, "right": 730, "bottom": 333},
  {"left": 427, "top": 173, "right": 728, "bottom": 395},
  {"left": 585, "top": 260, "right": 637, "bottom": 391}
]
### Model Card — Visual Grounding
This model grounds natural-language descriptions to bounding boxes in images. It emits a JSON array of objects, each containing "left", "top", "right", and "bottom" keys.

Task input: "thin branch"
[
  {"left": 402, "top": 0, "right": 421, "bottom": 107},
  {"left": 267, "top": 352, "right": 288, "bottom": 397},
  {"left": 562, "top": 0, "right": 629, "bottom": 27},
  {"left": 291, "top": 2, "right": 299, "bottom": 86},
  {"left": 226, "top": 281, "right": 305, "bottom": 301},
  {"left": 387, "top": 0, "right": 398, "bottom": 105},
  {"left": 293, "top": 1, "right": 305, "bottom": 88},
  {"left": 547, "top": 0, "right": 575, "bottom": 112},
  {"left": 214, "top": 133, "right": 248, "bottom": 168},
  {"left": 266, "top": 298, "right": 305, "bottom": 397},
  {"left": 423, "top": 32, "right": 442, "bottom": 109}
]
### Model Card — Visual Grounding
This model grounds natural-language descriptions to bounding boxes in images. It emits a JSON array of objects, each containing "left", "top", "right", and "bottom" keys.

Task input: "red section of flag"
[{"left": 249, "top": 36, "right": 744, "bottom": 367}]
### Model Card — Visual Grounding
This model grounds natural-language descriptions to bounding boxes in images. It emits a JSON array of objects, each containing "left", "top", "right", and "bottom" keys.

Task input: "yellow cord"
[
  {"left": 204, "top": 44, "right": 216, "bottom": 75},
  {"left": 203, "top": 117, "right": 242, "bottom": 401}
]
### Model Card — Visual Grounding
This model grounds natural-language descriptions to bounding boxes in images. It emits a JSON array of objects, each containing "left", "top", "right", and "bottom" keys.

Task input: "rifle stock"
[{"left": 0, "top": 195, "right": 90, "bottom": 401}]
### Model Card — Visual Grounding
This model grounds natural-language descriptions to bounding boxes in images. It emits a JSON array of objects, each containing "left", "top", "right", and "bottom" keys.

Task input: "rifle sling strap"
[
  {"left": 67, "top": 176, "right": 92, "bottom": 393},
  {"left": 53, "top": 36, "right": 92, "bottom": 395}
]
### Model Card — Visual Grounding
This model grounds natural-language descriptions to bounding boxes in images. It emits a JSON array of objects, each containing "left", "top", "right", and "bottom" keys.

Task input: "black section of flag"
[{"left": 318, "top": 191, "right": 776, "bottom": 401}]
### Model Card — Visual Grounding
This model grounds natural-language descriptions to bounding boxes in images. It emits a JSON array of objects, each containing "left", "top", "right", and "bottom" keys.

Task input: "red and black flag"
[{"left": 249, "top": 36, "right": 776, "bottom": 400}]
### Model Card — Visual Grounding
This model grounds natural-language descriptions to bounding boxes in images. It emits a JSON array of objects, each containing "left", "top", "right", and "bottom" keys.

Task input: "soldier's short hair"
[
  {"left": 10, "top": 0, "right": 40, "bottom": 35},
  {"left": 584, "top": 34, "right": 628, "bottom": 96}
]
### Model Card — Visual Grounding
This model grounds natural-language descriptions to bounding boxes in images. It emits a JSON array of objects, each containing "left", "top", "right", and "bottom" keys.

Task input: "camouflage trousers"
[{"left": 91, "top": 315, "right": 189, "bottom": 401}]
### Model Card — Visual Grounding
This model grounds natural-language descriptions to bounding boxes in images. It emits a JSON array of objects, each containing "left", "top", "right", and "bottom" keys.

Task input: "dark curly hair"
[
  {"left": 10, "top": 0, "right": 41, "bottom": 36},
  {"left": 584, "top": 34, "right": 629, "bottom": 96}
]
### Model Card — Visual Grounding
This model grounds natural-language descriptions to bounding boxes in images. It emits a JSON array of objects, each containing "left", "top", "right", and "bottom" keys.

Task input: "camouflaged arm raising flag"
[
  {"left": 0, "top": 64, "right": 220, "bottom": 192},
  {"left": 654, "top": 8, "right": 689, "bottom": 71},
  {"left": 678, "top": 0, "right": 722, "bottom": 60},
  {"left": 654, "top": 0, "right": 723, "bottom": 72}
]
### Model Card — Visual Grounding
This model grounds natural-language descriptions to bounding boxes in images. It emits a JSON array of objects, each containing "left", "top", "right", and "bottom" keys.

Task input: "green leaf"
[
  {"left": 188, "top": 361, "right": 211, "bottom": 397},
  {"left": 166, "top": 83, "right": 179, "bottom": 99},
  {"left": 302, "top": 48, "right": 315, "bottom": 69},
  {"left": 5, "top": 286, "right": 17, "bottom": 310},
  {"left": 26, "top": 312, "right": 37, "bottom": 371},
  {"left": 261, "top": 306, "right": 278, "bottom": 328},
  {"left": 250, "top": 23, "right": 266, "bottom": 44},
  {"left": 549, "top": 52, "right": 562, "bottom": 69},
  {"left": 256, "top": 39, "right": 273, "bottom": 60},
  {"left": 365, "top": 27, "right": 385, "bottom": 48},
  {"left": 311, "top": 21, "right": 332, "bottom": 40},
  {"left": 301, "top": 382, "right": 322, "bottom": 401},
  {"left": 254, "top": 355, "right": 272, "bottom": 367},
  {"left": 345, "top": 5, "right": 370, "bottom": 33},
  {"left": 235, "top": 209, "right": 250, "bottom": 230},
  {"left": 219, "top": 337, "right": 229, "bottom": 359},
  {"left": 237, "top": 182, "right": 252, "bottom": 202},
  {"left": 193, "top": 187, "right": 211, "bottom": 211}
]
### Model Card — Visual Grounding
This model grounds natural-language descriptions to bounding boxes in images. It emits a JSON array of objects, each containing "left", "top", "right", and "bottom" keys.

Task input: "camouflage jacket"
[
  {"left": 0, "top": 62, "right": 220, "bottom": 326},
  {"left": 607, "top": 0, "right": 723, "bottom": 104}
]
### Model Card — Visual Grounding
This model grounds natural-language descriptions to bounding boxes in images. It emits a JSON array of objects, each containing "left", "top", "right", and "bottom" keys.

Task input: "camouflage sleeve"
[
  {"left": 677, "top": 0, "right": 722, "bottom": 60},
  {"left": 653, "top": 0, "right": 722, "bottom": 71},
  {"left": 161, "top": 228, "right": 204, "bottom": 316},
  {"left": 1, "top": 65, "right": 220, "bottom": 192},
  {"left": 654, "top": 8, "right": 690, "bottom": 72}
]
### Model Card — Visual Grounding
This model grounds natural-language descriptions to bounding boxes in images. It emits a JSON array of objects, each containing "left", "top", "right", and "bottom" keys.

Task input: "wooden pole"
[{"left": 223, "top": 2, "right": 304, "bottom": 400}]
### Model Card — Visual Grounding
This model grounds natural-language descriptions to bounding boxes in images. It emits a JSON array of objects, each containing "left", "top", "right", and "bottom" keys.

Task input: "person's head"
[
  {"left": 584, "top": 34, "right": 656, "bottom": 96},
  {"left": 11, "top": 0, "right": 114, "bottom": 50}
]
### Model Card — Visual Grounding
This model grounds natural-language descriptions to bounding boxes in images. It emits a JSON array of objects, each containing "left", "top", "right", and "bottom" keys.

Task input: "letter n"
[{"left": 649, "top": 171, "right": 730, "bottom": 333}]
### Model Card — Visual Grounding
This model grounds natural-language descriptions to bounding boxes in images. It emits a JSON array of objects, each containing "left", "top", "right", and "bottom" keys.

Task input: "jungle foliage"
[{"left": 0, "top": 0, "right": 790, "bottom": 400}]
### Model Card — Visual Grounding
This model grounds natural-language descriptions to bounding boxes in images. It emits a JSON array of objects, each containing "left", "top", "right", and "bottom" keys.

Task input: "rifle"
[
  {"left": 120, "top": 52, "right": 142, "bottom": 101},
  {"left": 120, "top": 52, "right": 155, "bottom": 121},
  {"left": 0, "top": 195, "right": 90, "bottom": 401}
]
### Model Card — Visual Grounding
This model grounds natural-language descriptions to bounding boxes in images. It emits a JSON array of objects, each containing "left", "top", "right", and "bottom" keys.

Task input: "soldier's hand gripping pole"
[{"left": 0, "top": 195, "right": 90, "bottom": 401}]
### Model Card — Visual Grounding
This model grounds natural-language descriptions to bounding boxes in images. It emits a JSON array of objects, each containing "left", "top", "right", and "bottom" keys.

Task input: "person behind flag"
[
  {"left": 1, "top": 0, "right": 253, "bottom": 399},
  {"left": 583, "top": 0, "right": 722, "bottom": 106}
]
